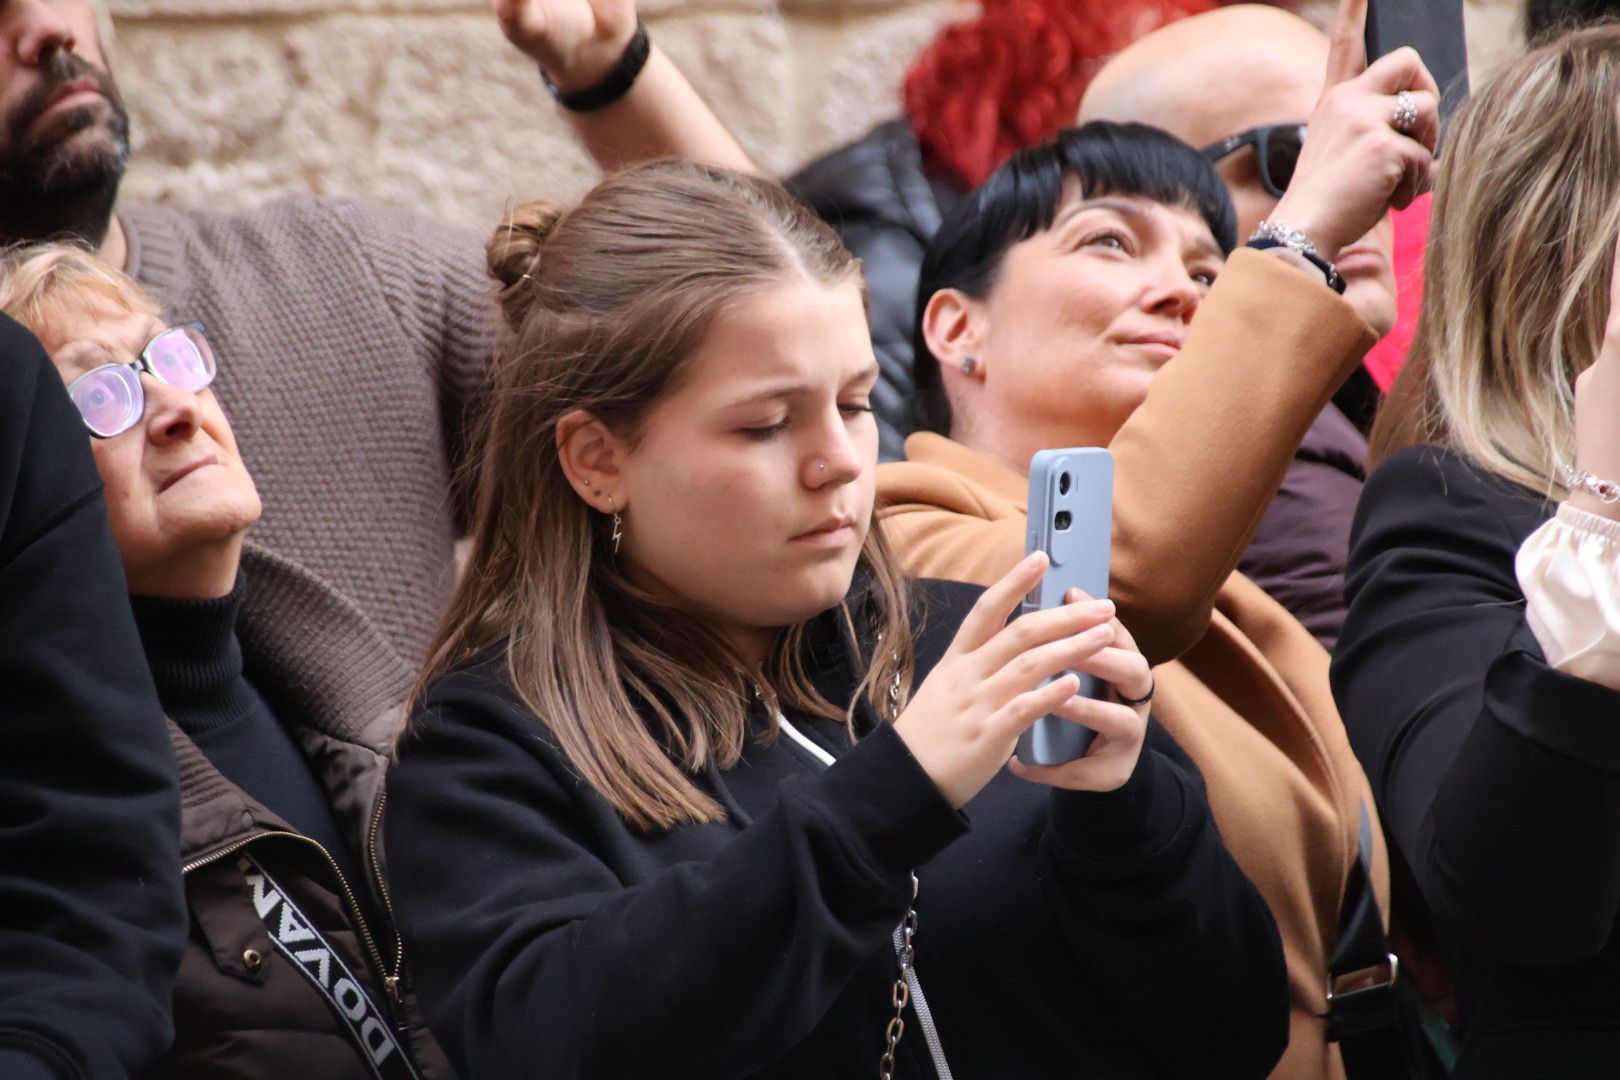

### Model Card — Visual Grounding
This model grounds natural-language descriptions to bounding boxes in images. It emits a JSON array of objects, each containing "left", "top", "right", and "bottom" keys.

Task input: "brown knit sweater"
[{"left": 121, "top": 196, "right": 498, "bottom": 667}]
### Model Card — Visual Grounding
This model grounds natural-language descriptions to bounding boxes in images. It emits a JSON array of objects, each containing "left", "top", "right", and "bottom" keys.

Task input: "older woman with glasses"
[{"left": 0, "top": 246, "right": 451, "bottom": 1080}]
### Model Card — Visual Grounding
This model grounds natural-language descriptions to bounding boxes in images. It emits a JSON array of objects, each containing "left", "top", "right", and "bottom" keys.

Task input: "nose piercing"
[{"left": 817, "top": 462, "right": 827, "bottom": 473}]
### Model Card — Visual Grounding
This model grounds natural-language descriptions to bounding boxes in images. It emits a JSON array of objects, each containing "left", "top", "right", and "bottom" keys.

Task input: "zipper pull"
[{"left": 384, "top": 974, "right": 403, "bottom": 1005}]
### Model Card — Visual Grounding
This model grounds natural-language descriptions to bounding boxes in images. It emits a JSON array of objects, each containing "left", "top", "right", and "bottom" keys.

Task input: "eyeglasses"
[
  {"left": 1200, "top": 122, "right": 1308, "bottom": 199},
  {"left": 66, "top": 323, "right": 217, "bottom": 439}
]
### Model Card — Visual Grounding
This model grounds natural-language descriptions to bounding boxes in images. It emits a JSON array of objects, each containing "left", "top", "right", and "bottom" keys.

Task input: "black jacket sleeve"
[
  {"left": 1332, "top": 446, "right": 1620, "bottom": 966},
  {"left": 0, "top": 316, "right": 186, "bottom": 1079},
  {"left": 385, "top": 669, "right": 967, "bottom": 1079},
  {"left": 1032, "top": 723, "right": 1289, "bottom": 1079}
]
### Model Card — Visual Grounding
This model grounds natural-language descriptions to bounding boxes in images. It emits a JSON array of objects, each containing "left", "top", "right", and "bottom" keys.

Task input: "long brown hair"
[
  {"left": 417, "top": 160, "right": 916, "bottom": 832},
  {"left": 1369, "top": 24, "right": 1620, "bottom": 492}
]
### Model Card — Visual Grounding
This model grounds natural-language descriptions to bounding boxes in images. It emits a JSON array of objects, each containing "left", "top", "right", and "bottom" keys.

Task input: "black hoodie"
[{"left": 385, "top": 578, "right": 1287, "bottom": 1078}]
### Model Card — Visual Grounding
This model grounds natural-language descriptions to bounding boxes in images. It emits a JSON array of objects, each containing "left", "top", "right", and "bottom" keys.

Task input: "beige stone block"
[
  {"left": 107, "top": 0, "right": 768, "bottom": 20},
  {"left": 117, "top": 9, "right": 814, "bottom": 227},
  {"left": 653, "top": 13, "right": 798, "bottom": 175},
  {"left": 783, "top": 0, "right": 969, "bottom": 171},
  {"left": 117, "top": 25, "right": 296, "bottom": 161}
]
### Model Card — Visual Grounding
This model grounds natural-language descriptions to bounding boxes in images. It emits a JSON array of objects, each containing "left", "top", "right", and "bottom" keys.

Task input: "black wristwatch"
[{"left": 543, "top": 21, "right": 651, "bottom": 113}]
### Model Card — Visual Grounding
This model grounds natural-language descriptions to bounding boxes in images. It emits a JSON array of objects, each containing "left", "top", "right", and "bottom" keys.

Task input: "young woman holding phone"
[{"left": 381, "top": 160, "right": 1287, "bottom": 1079}]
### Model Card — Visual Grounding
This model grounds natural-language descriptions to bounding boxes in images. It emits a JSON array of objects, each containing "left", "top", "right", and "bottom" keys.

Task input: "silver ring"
[{"left": 1392, "top": 90, "right": 1418, "bottom": 134}]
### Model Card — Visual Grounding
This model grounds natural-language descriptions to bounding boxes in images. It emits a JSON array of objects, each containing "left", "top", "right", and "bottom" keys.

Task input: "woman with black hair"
[{"left": 877, "top": 24, "right": 1440, "bottom": 1079}]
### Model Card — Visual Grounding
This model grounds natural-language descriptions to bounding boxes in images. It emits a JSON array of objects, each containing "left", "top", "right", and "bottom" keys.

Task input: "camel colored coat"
[{"left": 877, "top": 250, "right": 1385, "bottom": 1080}]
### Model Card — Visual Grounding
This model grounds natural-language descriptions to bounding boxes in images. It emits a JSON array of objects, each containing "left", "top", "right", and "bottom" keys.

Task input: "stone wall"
[{"left": 108, "top": 0, "right": 1527, "bottom": 231}]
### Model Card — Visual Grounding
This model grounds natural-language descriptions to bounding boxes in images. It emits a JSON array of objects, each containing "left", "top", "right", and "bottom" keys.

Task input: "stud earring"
[{"left": 959, "top": 355, "right": 978, "bottom": 375}]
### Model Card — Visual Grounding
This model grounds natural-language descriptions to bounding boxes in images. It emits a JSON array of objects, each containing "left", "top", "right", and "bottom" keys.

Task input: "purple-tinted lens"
[
  {"left": 69, "top": 364, "right": 144, "bottom": 438},
  {"left": 146, "top": 327, "right": 215, "bottom": 392}
]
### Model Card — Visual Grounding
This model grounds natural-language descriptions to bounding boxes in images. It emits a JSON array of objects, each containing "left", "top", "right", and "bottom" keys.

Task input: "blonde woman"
[{"left": 1333, "top": 25, "right": 1620, "bottom": 1079}]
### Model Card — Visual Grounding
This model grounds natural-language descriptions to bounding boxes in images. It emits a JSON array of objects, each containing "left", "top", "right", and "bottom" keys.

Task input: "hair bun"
[{"left": 488, "top": 201, "right": 565, "bottom": 329}]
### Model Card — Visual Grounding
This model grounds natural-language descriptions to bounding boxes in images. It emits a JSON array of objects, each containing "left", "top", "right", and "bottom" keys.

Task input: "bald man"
[{"left": 1083, "top": 4, "right": 1392, "bottom": 648}]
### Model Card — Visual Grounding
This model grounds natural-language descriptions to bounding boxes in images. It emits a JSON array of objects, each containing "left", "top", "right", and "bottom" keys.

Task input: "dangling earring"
[
  {"left": 610, "top": 501, "right": 623, "bottom": 556},
  {"left": 959, "top": 355, "right": 978, "bottom": 375}
]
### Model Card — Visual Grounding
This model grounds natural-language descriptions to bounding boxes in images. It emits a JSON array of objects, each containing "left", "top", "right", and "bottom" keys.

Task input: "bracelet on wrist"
[
  {"left": 1247, "top": 220, "right": 1345, "bottom": 295},
  {"left": 543, "top": 21, "right": 651, "bottom": 113},
  {"left": 1563, "top": 465, "right": 1620, "bottom": 504}
]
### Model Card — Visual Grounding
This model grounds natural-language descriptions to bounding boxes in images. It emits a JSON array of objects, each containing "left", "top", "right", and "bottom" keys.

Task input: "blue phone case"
[{"left": 1015, "top": 447, "right": 1114, "bottom": 766}]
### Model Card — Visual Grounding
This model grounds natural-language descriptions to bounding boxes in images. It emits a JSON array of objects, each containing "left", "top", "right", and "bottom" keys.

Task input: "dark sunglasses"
[
  {"left": 1200, "top": 122, "right": 1308, "bottom": 199},
  {"left": 65, "top": 322, "right": 217, "bottom": 439}
]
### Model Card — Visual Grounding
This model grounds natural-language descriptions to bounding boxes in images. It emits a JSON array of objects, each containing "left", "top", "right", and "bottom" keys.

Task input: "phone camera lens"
[
  {"left": 1054, "top": 511, "right": 1072, "bottom": 531},
  {"left": 1058, "top": 472, "right": 1071, "bottom": 495}
]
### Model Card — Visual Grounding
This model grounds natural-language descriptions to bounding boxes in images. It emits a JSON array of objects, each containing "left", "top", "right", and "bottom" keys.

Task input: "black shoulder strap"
[
  {"left": 1326, "top": 804, "right": 1406, "bottom": 1076},
  {"left": 239, "top": 854, "right": 426, "bottom": 1080}
]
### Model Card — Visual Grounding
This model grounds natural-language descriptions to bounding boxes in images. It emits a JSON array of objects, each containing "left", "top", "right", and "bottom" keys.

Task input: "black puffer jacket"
[
  {"left": 386, "top": 578, "right": 1288, "bottom": 1079},
  {"left": 151, "top": 543, "right": 452, "bottom": 1080}
]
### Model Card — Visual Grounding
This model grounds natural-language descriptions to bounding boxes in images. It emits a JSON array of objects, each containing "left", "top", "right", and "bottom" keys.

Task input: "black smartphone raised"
[{"left": 1366, "top": 0, "right": 1470, "bottom": 136}]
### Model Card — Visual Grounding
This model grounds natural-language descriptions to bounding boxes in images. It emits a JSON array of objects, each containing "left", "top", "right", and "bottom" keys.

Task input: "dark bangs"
[{"left": 912, "top": 121, "right": 1237, "bottom": 435}]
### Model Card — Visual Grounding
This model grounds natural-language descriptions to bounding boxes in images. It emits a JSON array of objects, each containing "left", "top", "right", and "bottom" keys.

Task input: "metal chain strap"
[
  {"left": 878, "top": 665, "right": 922, "bottom": 1080},
  {"left": 775, "top": 651, "right": 924, "bottom": 1078},
  {"left": 880, "top": 871, "right": 921, "bottom": 1080}
]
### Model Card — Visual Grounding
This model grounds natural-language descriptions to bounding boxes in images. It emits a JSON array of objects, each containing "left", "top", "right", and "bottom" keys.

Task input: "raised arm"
[
  {"left": 497, "top": 0, "right": 756, "bottom": 174},
  {"left": 1107, "top": 251, "right": 1370, "bottom": 662},
  {"left": 1109, "top": 0, "right": 1437, "bottom": 663}
]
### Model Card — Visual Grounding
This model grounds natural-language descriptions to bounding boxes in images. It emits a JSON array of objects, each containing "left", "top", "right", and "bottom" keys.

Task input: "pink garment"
[
  {"left": 1516, "top": 502, "right": 1620, "bottom": 693},
  {"left": 1362, "top": 194, "right": 1431, "bottom": 392}
]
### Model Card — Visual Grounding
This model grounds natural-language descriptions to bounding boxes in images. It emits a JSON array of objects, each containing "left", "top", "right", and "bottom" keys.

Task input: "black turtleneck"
[{"left": 129, "top": 583, "right": 365, "bottom": 896}]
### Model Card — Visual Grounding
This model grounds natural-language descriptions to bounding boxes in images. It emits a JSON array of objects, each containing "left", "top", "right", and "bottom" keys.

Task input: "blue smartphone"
[{"left": 1015, "top": 447, "right": 1114, "bottom": 766}]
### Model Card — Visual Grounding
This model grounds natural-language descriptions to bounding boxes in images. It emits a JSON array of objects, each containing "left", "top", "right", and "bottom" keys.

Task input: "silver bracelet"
[
  {"left": 1563, "top": 465, "right": 1620, "bottom": 504},
  {"left": 1248, "top": 220, "right": 1345, "bottom": 294},
  {"left": 1251, "top": 219, "right": 1323, "bottom": 261},
  {"left": 1244, "top": 220, "right": 1321, "bottom": 259}
]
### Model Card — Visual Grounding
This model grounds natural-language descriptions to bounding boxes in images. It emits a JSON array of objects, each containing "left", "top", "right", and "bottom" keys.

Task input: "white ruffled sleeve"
[{"left": 1515, "top": 502, "right": 1620, "bottom": 692}]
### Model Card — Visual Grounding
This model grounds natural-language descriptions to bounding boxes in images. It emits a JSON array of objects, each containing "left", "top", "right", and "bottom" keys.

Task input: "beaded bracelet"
[{"left": 1563, "top": 465, "right": 1620, "bottom": 504}]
